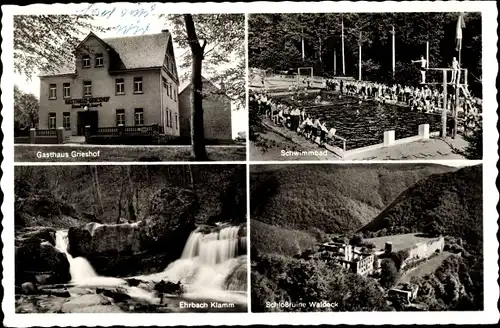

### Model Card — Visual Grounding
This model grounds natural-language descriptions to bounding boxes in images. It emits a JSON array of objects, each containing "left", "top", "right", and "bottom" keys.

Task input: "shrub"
[
  {"left": 380, "top": 258, "right": 399, "bottom": 288},
  {"left": 349, "top": 233, "right": 364, "bottom": 246}
]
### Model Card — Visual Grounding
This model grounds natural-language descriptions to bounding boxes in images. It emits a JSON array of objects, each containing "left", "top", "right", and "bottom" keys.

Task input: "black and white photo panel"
[
  {"left": 14, "top": 164, "right": 248, "bottom": 313},
  {"left": 250, "top": 162, "right": 484, "bottom": 312},
  {"left": 11, "top": 8, "right": 247, "bottom": 162},
  {"left": 249, "top": 12, "right": 483, "bottom": 161}
]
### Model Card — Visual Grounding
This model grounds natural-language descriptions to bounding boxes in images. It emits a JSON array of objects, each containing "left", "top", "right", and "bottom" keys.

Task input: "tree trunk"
[
  {"left": 187, "top": 165, "right": 195, "bottom": 190},
  {"left": 319, "top": 38, "right": 322, "bottom": 64},
  {"left": 127, "top": 166, "right": 137, "bottom": 222},
  {"left": 117, "top": 168, "right": 125, "bottom": 224},
  {"left": 93, "top": 167, "right": 104, "bottom": 215},
  {"left": 184, "top": 14, "right": 208, "bottom": 161}
]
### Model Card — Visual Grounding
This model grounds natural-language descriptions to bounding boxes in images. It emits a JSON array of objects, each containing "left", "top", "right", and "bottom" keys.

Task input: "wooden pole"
[
  {"left": 301, "top": 27, "right": 305, "bottom": 62},
  {"left": 392, "top": 25, "right": 395, "bottom": 79},
  {"left": 341, "top": 18, "right": 345, "bottom": 75},
  {"left": 358, "top": 42, "right": 362, "bottom": 81},
  {"left": 319, "top": 37, "right": 322, "bottom": 64},
  {"left": 442, "top": 70, "right": 447, "bottom": 137},
  {"left": 453, "top": 47, "right": 462, "bottom": 139},
  {"left": 358, "top": 31, "right": 362, "bottom": 81},
  {"left": 426, "top": 41, "right": 429, "bottom": 68},
  {"left": 334, "top": 47, "right": 337, "bottom": 75}
]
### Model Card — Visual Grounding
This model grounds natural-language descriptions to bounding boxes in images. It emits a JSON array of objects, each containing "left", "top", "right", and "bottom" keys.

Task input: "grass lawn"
[
  {"left": 364, "top": 233, "right": 440, "bottom": 253},
  {"left": 399, "top": 251, "right": 454, "bottom": 283},
  {"left": 15, "top": 145, "right": 246, "bottom": 162}
]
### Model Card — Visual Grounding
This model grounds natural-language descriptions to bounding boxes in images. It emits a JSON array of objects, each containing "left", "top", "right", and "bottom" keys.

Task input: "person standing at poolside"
[
  {"left": 412, "top": 55, "right": 427, "bottom": 84},
  {"left": 319, "top": 121, "right": 328, "bottom": 145},
  {"left": 450, "top": 57, "right": 460, "bottom": 84},
  {"left": 312, "top": 117, "right": 321, "bottom": 142}
]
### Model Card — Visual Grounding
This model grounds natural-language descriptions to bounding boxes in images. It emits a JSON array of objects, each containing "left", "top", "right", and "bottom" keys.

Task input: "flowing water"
[
  {"left": 54, "top": 226, "right": 247, "bottom": 310},
  {"left": 55, "top": 231, "right": 125, "bottom": 287}
]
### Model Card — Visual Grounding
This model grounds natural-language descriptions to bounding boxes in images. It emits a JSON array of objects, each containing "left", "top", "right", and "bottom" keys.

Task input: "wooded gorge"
[{"left": 15, "top": 165, "right": 246, "bottom": 229}]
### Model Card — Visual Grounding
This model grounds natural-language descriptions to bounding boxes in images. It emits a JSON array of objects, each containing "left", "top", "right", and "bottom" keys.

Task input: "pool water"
[{"left": 273, "top": 93, "right": 453, "bottom": 150}]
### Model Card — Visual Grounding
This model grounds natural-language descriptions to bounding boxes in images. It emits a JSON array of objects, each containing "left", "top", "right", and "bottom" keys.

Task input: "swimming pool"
[{"left": 272, "top": 93, "right": 453, "bottom": 150}]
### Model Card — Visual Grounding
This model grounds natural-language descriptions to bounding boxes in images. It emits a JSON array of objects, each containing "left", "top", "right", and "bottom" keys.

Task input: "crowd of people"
[
  {"left": 323, "top": 78, "right": 460, "bottom": 114},
  {"left": 249, "top": 90, "right": 341, "bottom": 147},
  {"left": 260, "top": 72, "right": 480, "bottom": 116},
  {"left": 251, "top": 71, "right": 481, "bottom": 146}
]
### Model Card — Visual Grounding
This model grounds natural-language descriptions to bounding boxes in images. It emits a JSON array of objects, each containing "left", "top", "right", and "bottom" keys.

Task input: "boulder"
[
  {"left": 154, "top": 280, "right": 184, "bottom": 295},
  {"left": 67, "top": 188, "right": 198, "bottom": 276},
  {"left": 60, "top": 294, "right": 110, "bottom": 313},
  {"left": 16, "top": 194, "right": 76, "bottom": 218},
  {"left": 15, "top": 294, "right": 67, "bottom": 313},
  {"left": 224, "top": 257, "right": 247, "bottom": 291},
  {"left": 21, "top": 282, "right": 38, "bottom": 295},
  {"left": 16, "top": 227, "right": 56, "bottom": 246},
  {"left": 15, "top": 238, "right": 70, "bottom": 285},
  {"left": 144, "top": 187, "right": 198, "bottom": 243}
]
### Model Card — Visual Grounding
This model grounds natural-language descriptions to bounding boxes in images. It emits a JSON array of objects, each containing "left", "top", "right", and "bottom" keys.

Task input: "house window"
[
  {"left": 173, "top": 88, "right": 177, "bottom": 102},
  {"left": 175, "top": 113, "right": 178, "bottom": 129},
  {"left": 169, "top": 110, "right": 173, "bottom": 128},
  {"left": 48, "top": 113, "right": 56, "bottom": 129},
  {"left": 133, "top": 77, "right": 143, "bottom": 93},
  {"left": 162, "top": 77, "right": 167, "bottom": 89},
  {"left": 83, "top": 55, "right": 91, "bottom": 68},
  {"left": 63, "top": 112, "right": 71, "bottom": 130},
  {"left": 134, "top": 108, "right": 144, "bottom": 125},
  {"left": 95, "top": 53, "right": 104, "bottom": 67},
  {"left": 169, "top": 85, "right": 172, "bottom": 99},
  {"left": 49, "top": 84, "right": 57, "bottom": 100},
  {"left": 83, "top": 81, "right": 92, "bottom": 97},
  {"left": 115, "top": 78, "right": 125, "bottom": 95},
  {"left": 116, "top": 109, "right": 125, "bottom": 126},
  {"left": 63, "top": 83, "right": 71, "bottom": 98},
  {"left": 165, "top": 109, "right": 170, "bottom": 127}
]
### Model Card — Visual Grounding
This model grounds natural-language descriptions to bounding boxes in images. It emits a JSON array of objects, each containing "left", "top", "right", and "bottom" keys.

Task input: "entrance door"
[{"left": 77, "top": 111, "right": 99, "bottom": 135}]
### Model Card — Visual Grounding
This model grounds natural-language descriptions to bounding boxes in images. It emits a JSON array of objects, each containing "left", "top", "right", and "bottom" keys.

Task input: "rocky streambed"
[
  {"left": 15, "top": 187, "right": 248, "bottom": 313},
  {"left": 16, "top": 278, "right": 247, "bottom": 313}
]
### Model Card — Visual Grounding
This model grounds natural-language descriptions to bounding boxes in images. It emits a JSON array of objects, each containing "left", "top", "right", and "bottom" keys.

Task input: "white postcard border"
[{"left": 2, "top": 1, "right": 499, "bottom": 326}]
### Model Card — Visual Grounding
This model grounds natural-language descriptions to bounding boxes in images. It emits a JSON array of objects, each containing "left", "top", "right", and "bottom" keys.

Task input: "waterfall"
[
  {"left": 137, "top": 225, "right": 247, "bottom": 303},
  {"left": 181, "top": 226, "right": 242, "bottom": 265},
  {"left": 55, "top": 230, "right": 124, "bottom": 286},
  {"left": 54, "top": 226, "right": 247, "bottom": 305}
]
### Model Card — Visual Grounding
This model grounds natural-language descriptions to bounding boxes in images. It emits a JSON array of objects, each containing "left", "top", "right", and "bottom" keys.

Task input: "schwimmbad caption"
[
  {"left": 266, "top": 301, "right": 339, "bottom": 310},
  {"left": 281, "top": 150, "right": 328, "bottom": 157}
]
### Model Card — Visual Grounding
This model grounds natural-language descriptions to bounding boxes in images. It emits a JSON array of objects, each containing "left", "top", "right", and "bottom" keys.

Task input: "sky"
[{"left": 14, "top": 4, "right": 247, "bottom": 137}]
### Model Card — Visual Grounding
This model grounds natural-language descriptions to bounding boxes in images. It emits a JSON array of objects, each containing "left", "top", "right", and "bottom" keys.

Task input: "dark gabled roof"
[
  {"left": 103, "top": 33, "right": 170, "bottom": 70},
  {"left": 39, "top": 32, "right": 171, "bottom": 77},
  {"left": 179, "top": 76, "right": 231, "bottom": 99}
]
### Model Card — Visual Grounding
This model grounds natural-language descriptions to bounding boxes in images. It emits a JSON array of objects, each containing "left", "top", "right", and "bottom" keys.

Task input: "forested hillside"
[
  {"left": 250, "top": 164, "right": 455, "bottom": 235},
  {"left": 249, "top": 12, "right": 482, "bottom": 95},
  {"left": 359, "top": 165, "right": 482, "bottom": 253}
]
